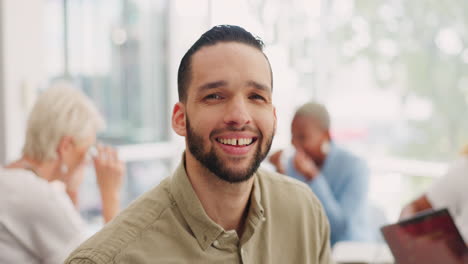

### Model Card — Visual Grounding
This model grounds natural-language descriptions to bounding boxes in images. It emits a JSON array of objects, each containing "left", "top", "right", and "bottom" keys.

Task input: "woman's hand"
[{"left": 93, "top": 144, "right": 125, "bottom": 223}]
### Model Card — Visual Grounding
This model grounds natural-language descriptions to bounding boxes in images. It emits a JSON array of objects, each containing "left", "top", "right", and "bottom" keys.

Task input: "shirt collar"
[{"left": 169, "top": 158, "right": 264, "bottom": 250}]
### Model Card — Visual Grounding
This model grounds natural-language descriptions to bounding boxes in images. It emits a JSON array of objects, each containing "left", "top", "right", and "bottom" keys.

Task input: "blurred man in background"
[{"left": 270, "top": 101, "right": 372, "bottom": 246}]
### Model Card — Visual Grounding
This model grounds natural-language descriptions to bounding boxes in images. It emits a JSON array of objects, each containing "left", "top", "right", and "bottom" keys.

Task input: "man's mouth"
[{"left": 215, "top": 137, "right": 257, "bottom": 146}]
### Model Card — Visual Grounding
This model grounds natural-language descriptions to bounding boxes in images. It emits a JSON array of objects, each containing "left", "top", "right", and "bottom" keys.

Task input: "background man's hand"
[
  {"left": 269, "top": 150, "right": 285, "bottom": 174},
  {"left": 293, "top": 150, "right": 319, "bottom": 181}
]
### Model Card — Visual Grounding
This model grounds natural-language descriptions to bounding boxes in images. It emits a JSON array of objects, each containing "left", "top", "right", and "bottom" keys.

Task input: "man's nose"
[{"left": 223, "top": 96, "right": 251, "bottom": 127}]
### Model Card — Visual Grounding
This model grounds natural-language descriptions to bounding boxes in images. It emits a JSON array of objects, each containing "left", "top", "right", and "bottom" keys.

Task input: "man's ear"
[
  {"left": 273, "top": 106, "right": 277, "bottom": 134},
  {"left": 172, "top": 102, "right": 187, "bottom": 137},
  {"left": 273, "top": 106, "right": 277, "bottom": 121},
  {"left": 273, "top": 106, "right": 278, "bottom": 129}
]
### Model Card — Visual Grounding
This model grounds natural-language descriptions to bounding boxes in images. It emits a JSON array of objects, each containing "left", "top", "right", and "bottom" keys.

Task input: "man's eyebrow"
[
  {"left": 197, "top": 80, "right": 227, "bottom": 91},
  {"left": 247, "top": 80, "right": 271, "bottom": 91}
]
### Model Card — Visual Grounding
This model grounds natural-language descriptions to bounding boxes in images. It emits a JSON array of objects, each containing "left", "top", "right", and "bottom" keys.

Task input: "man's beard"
[{"left": 186, "top": 117, "right": 274, "bottom": 183}]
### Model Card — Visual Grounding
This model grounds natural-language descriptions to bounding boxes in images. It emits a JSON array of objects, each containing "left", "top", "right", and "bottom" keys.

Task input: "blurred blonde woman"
[
  {"left": 0, "top": 83, "right": 124, "bottom": 263},
  {"left": 400, "top": 145, "right": 468, "bottom": 244}
]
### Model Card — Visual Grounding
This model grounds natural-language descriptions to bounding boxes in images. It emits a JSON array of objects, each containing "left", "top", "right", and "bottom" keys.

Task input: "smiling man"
[{"left": 65, "top": 25, "right": 332, "bottom": 264}]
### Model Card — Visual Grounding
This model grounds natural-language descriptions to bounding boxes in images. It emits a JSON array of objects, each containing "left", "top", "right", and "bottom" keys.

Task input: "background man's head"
[
  {"left": 172, "top": 25, "right": 276, "bottom": 183},
  {"left": 291, "top": 102, "right": 331, "bottom": 164}
]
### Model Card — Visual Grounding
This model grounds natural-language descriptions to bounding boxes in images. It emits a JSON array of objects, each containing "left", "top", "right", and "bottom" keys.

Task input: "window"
[
  {"left": 46, "top": 0, "right": 170, "bottom": 145},
  {"left": 44, "top": 0, "right": 173, "bottom": 222},
  {"left": 321, "top": 0, "right": 468, "bottom": 219}
]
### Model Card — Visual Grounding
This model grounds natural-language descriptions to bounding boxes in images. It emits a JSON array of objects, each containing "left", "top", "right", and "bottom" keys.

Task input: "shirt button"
[{"left": 213, "top": 240, "right": 220, "bottom": 248}]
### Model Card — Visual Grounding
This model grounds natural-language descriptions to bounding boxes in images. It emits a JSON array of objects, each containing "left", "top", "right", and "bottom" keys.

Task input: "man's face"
[
  {"left": 181, "top": 42, "right": 276, "bottom": 183},
  {"left": 291, "top": 115, "right": 328, "bottom": 162}
]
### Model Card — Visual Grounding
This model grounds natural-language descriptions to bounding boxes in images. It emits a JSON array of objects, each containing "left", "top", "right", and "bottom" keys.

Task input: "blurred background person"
[
  {"left": 400, "top": 146, "right": 468, "bottom": 243},
  {"left": 0, "top": 83, "right": 124, "bottom": 264},
  {"left": 270, "top": 102, "right": 372, "bottom": 246}
]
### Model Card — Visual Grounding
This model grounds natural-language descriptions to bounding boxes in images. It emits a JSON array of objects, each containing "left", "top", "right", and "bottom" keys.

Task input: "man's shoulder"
[
  {"left": 257, "top": 168, "right": 308, "bottom": 188},
  {"left": 333, "top": 145, "right": 365, "bottom": 164},
  {"left": 330, "top": 145, "right": 369, "bottom": 176},
  {"left": 255, "top": 169, "right": 330, "bottom": 249},
  {"left": 65, "top": 177, "right": 174, "bottom": 264},
  {"left": 256, "top": 168, "right": 322, "bottom": 210}
]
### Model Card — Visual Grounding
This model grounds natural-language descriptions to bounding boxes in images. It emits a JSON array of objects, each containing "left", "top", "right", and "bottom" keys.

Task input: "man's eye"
[
  {"left": 249, "top": 94, "right": 267, "bottom": 101},
  {"left": 204, "top": 94, "right": 223, "bottom": 100}
]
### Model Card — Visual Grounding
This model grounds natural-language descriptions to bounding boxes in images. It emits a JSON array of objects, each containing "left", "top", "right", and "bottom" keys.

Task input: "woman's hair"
[{"left": 22, "top": 81, "right": 105, "bottom": 161}]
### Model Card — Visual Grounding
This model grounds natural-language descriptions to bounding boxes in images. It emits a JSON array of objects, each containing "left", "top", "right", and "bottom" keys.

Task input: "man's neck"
[{"left": 184, "top": 152, "right": 254, "bottom": 236}]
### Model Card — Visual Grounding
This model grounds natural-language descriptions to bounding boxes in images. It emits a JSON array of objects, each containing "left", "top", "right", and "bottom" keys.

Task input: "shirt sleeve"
[
  {"left": 286, "top": 155, "right": 370, "bottom": 243},
  {"left": 4, "top": 180, "right": 87, "bottom": 264},
  {"left": 426, "top": 158, "right": 467, "bottom": 214}
]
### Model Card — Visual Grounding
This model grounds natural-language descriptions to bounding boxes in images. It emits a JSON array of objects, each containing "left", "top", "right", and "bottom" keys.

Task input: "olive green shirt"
[{"left": 65, "top": 161, "right": 333, "bottom": 264}]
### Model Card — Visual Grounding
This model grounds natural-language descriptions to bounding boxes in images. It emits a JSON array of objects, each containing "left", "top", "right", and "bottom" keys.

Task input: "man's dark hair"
[{"left": 177, "top": 25, "right": 272, "bottom": 102}]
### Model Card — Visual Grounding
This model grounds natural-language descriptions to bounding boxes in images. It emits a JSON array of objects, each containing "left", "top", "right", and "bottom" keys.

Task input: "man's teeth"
[{"left": 218, "top": 138, "right": 253, "bottom": 146}]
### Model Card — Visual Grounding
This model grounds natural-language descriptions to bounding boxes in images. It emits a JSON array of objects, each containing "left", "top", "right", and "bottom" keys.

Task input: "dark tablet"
[{"left": 381, "top": 208, "right": 468, "bottom": 264}]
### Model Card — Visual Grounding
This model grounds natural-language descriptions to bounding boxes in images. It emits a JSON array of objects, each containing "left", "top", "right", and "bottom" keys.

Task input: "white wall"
[
  {"left": 167, "top": 0, "right": 210, "bottom": 145},
  {"left": 0, "top": 0, "right": 44, "bottom": 163},
  {"left": 0, "top": 0, "right": 4, "bottom": 163}
]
